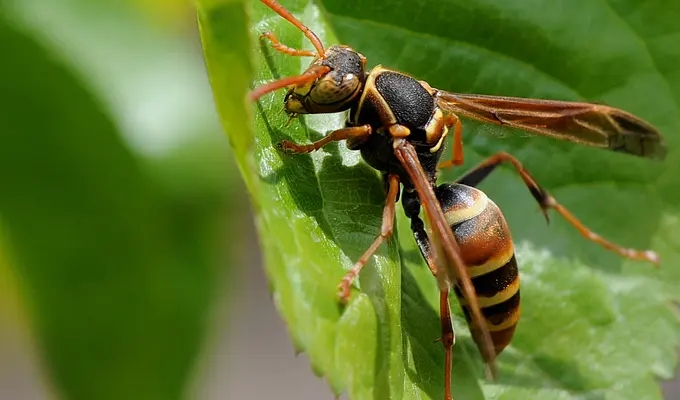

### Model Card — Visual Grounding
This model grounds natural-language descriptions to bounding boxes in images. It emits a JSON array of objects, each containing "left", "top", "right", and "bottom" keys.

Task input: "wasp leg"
[
  {"left": 338, "top": 174, "right": 400, "bottom": 303},
  {"left": 439, "top": 290, "right": 455, "bottom": 400},
  {"left": 398, "top": 139, "right": 498, "bottom": 381},
  {"left": 278, "top": 124, "right": 372, "bottom": 154},
  {"left": 249, "top": 65, "right": 330, "bottom": 101},
  {"left": 405, "top": 201, "right": 456, "bottom": 400},
  {"left": 437, "top": 114, "right": 464, "bottom": 170},
  {"left": 456, "top": 151, "right": 660, "bottom": 265},
  {"left": 260, "top": 32, "right": 317, "bottom": 57}
]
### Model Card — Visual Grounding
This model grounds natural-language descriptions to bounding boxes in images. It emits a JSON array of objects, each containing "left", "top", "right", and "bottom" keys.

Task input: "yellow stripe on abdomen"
[{"left": 444, "top": 185, "right": 520, "bottom": 355}]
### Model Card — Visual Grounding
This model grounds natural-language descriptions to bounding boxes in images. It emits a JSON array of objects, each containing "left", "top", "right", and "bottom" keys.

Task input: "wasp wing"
[
  {"left": 435, "top": 91, "right": 667, "bottom": 160},
  {"left": 393, "top": 139, "right": 498, "bottom": 377}
]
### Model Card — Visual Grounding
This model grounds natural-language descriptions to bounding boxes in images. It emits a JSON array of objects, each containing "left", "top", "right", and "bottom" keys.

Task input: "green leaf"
[
  {"left": 202, "top": 0, "right": 680, "bottom": 399},
  {"left": 197, "top": 0, "right": 257, "bottom": 198},
  {"left": 0, "top": 14, "right": 225, "bottom": 400}
]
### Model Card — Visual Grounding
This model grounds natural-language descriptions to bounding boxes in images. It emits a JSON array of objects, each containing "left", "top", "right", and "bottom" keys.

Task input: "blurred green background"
[
  {"left": 0, "top": 0, "right": 333, "bottom": 398},
  {"left": 0, "top": 0, "right": 678, "bottom": 399}
]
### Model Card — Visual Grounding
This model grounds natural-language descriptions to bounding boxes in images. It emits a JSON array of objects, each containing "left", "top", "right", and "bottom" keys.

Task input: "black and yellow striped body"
[
  {"left": 256, "top": 5, "right": 664, "bottom": 395},
  {"left": 437, "top": 183, "right": 519, "bottom": 354},
  {"left": 279, "top": 46, "right": 521, "bottom": 356}
]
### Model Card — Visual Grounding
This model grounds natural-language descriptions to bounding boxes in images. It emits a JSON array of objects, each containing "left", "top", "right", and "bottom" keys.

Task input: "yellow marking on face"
[{"left": 293, "top": 80, "right": 314, "bottom": 96}]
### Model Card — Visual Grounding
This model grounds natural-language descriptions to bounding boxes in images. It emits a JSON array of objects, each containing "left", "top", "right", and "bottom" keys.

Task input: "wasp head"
[{"left": 284, "top": 45, "right": 367, "bottom": 115}]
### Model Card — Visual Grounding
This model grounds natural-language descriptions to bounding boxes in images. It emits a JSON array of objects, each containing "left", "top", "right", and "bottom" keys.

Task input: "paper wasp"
[{"left": 250, "top": 0, "right": 666, "bottom": 398}]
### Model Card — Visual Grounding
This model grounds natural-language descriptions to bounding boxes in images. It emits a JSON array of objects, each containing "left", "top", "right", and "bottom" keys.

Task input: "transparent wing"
[{"left": 435, "top": 91, "right": 667, "bottom": 160}]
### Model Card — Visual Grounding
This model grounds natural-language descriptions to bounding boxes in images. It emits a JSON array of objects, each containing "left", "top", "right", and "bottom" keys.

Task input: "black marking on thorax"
[{"left": 374, "top": 71, "right": 435, "bottom": 130}]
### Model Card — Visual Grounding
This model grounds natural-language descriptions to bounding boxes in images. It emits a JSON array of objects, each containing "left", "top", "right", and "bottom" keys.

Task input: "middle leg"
[{"left": 338, "top": 173, "right": 400, "bottom": 303}]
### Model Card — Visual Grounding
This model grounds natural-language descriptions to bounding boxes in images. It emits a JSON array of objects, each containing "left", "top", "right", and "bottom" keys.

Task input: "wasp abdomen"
[{"left": 436, "top": 183, "right": 520, "bottom": 354}]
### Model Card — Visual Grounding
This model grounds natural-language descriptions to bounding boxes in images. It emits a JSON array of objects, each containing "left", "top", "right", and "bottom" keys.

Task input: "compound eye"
[{"left": 310, "top": 72, "right": 360, "bottom": 105}]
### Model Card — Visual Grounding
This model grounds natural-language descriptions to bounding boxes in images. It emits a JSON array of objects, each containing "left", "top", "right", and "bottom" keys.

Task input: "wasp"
[{"left": 250, "top": 1, "right": 666, "bottom": 398}]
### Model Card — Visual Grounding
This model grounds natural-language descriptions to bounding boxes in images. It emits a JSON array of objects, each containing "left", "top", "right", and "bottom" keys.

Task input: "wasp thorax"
[{"left": 284, "top": 45, "right": 366, "bottom": 115}]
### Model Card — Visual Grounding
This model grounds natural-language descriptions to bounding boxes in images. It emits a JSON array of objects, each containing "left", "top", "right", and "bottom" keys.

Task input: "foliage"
[
  {"left": 200, "top": 0, "right": 680, "bottom": 399},
  {"left": 0, "top": 7, "right": 232, "bottom": 400}
]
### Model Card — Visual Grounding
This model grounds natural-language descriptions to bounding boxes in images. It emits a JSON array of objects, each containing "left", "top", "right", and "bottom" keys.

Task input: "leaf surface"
[
  {"left": 201, "top": 0, "right": 680, "bottom": 398},
  {"left": 0, "top": 14, "right": 226, "bottom": 400}
]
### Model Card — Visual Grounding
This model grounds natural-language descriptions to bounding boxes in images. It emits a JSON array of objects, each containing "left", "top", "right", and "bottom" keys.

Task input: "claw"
[
  {"left": 541, "top": 206, "right": 551, "bottom": 225},
  {"left": 276, "top": 140, "right": 294, "bottom": 153},
  {"left": 337, "top": 281, "right": 352, "bottom": 304}
]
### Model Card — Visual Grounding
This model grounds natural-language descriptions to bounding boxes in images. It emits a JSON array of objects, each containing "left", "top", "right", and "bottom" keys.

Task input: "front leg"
[{"left": 278, "top": 124, "right": 372, "bottom": 154}]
